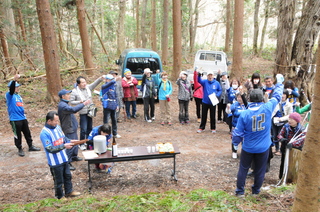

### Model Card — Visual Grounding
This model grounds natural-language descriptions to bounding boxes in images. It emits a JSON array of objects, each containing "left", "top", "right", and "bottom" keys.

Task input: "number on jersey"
[{"left": 251, "top": 113, "right": 265, "bottom": 132}]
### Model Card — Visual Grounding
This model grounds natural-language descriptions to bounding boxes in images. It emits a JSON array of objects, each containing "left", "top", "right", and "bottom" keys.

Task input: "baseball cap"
[
  {"left": 105, "top": 74, "right": 114, "bottom": 80},
  {"left": 207, "top": 70, "right": 214, "bottom": 76},
  {"left": 7, "top": 81, "right": 21, "bottom": 87},
  {"left": 109, "top": 70, "right": 118, "bottom": 75},
  {"left": 58, "top": 89, "right": 72, "bottom": 98},
  {"left": 250, "top": 89, "right": 264, "bottom": 102},
  {"left": 180, "top": 71, "right": 188, "bottom": 76},
  {"left": 144, "top": 68, "right": 152, "bottom": 73},
  {"left": 221, "top": 72, "right": 227, "bottom": 76}
]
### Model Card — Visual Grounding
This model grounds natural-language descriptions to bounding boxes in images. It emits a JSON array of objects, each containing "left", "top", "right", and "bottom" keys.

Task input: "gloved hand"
[
  {"left": 286, "top": 143, "right": 293, "bottom": 150},
  {"left": 276, "top": 74, "right": 284, "bottom": 84},
  {"left": 194, "top": 67, "right": 198, "bottom": 71},
  {"left": 198, "top": 72, "right": 202, "bottom": 77},
  {"left": 190, "top": 98, "right": 193, "bottom": 101}
]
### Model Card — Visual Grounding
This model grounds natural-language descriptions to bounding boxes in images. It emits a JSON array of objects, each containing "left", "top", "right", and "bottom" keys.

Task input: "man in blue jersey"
[
  {"left": 5, "top": 74, "right": 40, "bottom": 157},
  {"left": 40, "top": 111, "right": 81, "bottom": 199},
  {"left": 232, "top": 74, "right": 284, "bottom": 197}
]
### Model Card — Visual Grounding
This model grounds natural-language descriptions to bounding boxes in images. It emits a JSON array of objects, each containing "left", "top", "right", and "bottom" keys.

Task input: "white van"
[{"left": 187, "top": 50, "right": 231, "bottom": 84}]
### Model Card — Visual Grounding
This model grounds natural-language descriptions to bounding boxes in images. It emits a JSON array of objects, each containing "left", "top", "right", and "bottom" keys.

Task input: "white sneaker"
[
  {"left": 147, "top": 120, "right": 152, "bottom": 123},
  {"left": 151, "top": 117, "right": 155, "bottom": 121},
  {"left": 79, "top": 144, "right": 87, "bottom": 151},
  {"left": 115, "top": 134, "right": 121, "bottom": 138},
  {"left": 232, "top": 152, "right": 237, "bottom": 159}
]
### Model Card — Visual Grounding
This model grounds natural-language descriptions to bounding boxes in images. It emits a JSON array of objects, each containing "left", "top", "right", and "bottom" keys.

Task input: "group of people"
[{"left": 5, "top": 68, "right": 312, "bottom": 200}]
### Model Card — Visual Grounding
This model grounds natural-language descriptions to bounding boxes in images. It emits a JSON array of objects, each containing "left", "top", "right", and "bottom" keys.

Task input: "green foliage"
[
  {"left": 1, "top": 189, "right": 278, "bottom": 211},
  {"left": 272, "top": 184, "right": 296, "bottom": 195}
]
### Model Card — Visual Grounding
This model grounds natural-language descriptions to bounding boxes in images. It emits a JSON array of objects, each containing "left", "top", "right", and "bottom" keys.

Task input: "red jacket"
[
  {"left": 122, "top": 77, "right": 138, "bottom": 98},
  {"left": 193, "top": 70, "right": 203, "bottom": 99}
]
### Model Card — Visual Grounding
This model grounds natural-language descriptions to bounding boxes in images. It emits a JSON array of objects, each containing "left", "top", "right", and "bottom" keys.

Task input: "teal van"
[{"left": 115, "top": 48, "right": 163, "bottom": 98}]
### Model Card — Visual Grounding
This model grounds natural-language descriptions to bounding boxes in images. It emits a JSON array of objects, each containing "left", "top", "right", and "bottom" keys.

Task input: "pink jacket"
[
  {"left": 122, "top": 77, "right": 138, "bottom": 98},
  {"left": 193, "top": 70, "right": 203, "bottom": 99}
]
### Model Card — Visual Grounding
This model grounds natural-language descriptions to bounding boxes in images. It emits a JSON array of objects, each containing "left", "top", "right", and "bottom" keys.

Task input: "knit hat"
[
  {"left": 289, "top": 112, "right": 301, "bottom": 123},
  {"left": 124, "top": 69, "right": 131, "bottom": 75},
  {"left": 250, "top": 89, "right": 264, "bottom": 102}
]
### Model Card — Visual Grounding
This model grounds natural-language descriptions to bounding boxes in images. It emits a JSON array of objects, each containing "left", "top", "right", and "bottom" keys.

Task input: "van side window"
[{"left": 216, "top": 54, "right": 222, "bottom": 61}]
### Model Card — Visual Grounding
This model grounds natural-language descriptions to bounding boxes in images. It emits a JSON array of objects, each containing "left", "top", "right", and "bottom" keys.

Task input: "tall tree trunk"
[
  {"left": 135, "top": 0, "right": 140, "bottom": 48},
  {"left": 225, "top": 0, "right": 231, "bottom": 53},
  {"left": 290, "top": 0, "right": 320, "bottom": 100},
  {"left": 1, "top": 0, "right": 17, "bottom": 57},
  {"left": 0, "top": 27, "right": 14, "bottom": 74},
  {"left": 100, "top": 1, "right": 105, "bottom": 40},
  {"left": 161, "top": 0, "right": 169, "bottom": 65},
  {"left": 231, "top": 0, "right": 244, "bottom": 80},
  {"left": 292, "top": 39, "right": 320, "bottom": 212},
  {"left": 172, "top": 0, "right": 182, "bottom": 80},
  {"left": 117, "top": 0, "right": 126, "bottom": 55},
  {"left": 151, "top": 0, "right": 157, "bottom": 51},
  {"left": 275, "top": 0, "right": 295, "bottom": 74},
  {"left": 141, "top": 0, "right": 148, "bottom": 48},
  {"left": 76, "top": 0, "right": 95, "bottom": 75},
  {"left": 259, "top": 0, "right": 270, "bottom": 53},
  {"left": 17, "top": 8, "right": 27, "bottom": 43},
  {"left": 36, "top": 0, "right": 62, "bottom": 103},
  {"left": 189, "top": 0, "right": 200, "bottom": 54},
  {"left": 90, "top": 0, "right": 97, "bottom": 50},
  {"left": 253, "top": 0, "right": 261, "bottom": 55}
]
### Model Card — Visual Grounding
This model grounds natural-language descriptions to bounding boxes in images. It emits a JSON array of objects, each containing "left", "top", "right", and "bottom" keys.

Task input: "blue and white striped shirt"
[{"left": 40, "top": 124, "right": 69, "bottom": 166}]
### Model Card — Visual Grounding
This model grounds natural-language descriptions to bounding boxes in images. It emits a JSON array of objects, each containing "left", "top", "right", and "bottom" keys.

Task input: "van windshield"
[
  {"left": 126, "top": 57, "right": 160, "bottom": 74},
  {"left": 199, "top": 53, "right": 222, "bottom": 61}
]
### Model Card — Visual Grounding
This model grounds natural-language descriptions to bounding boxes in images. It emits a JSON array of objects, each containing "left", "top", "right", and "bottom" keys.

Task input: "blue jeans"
[
  {"left": 103, "top": 108, "right": 117, "bottom": 136},
  {"left": 49, "top": 162, "right": 73, "bottom": 199},
  {"left": 79, "top": 114, "right": 92, "bottom": 140},
  {"left": 124, "top": 100, "right": 136, "bottom": 118},
  {"left": 236, "top": 148, "right": 269, "bottom": 195}
]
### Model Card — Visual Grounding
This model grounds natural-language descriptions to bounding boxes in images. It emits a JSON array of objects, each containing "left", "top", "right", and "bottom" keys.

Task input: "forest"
[{"left": 1, "top": 0, "right": 320, "bottom": 211}]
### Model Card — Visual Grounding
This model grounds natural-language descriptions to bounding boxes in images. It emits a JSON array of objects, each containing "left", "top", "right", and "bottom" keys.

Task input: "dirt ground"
[{"left": 0, "top": 58, "right": 292, "bottom": 210}]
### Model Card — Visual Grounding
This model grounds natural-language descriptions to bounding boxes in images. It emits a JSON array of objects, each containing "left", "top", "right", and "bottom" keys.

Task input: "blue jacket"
[
  {"left": 40, "top": 124, "right": 70, "bottom": 167},
  {"left": 228, "top": 87, "right": 239, "bottom": 103},
  {"left": 155, "top": 73, "right": 173, "bottom": 100},
  {"left": 232, "top": 83, "right": 283, "bottom": 153},
  {"left": 198, "top": 75, "right": 222, "bottom": 105},
  {"left": 88, "top": 125, "right": 112, "bottom": 146},
  {"left": 230, "top": 102, "right": 247, "bottom": 127},
  {"left": 5, "top": 81, "right": 26, "bottom": 121},
  {"left": 58, "top": 99, "right": 85, "bottom": 134}
]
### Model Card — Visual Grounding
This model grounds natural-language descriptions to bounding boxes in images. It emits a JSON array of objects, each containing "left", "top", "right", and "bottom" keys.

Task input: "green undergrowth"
[{"left": 0, "top": 187, "right": 293, "bottom": 212}]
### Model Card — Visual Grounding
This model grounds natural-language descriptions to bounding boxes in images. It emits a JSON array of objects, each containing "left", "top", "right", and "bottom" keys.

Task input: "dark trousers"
[
  {"left": 143, "top": 97, "right": 155, "bottom": 120},
  {"left": 10, "top": 119, "right": 33, "bottom": 150},
  {"left": 178, "top": 100, "right": 189, "bottom": 122},
  {"left": 279, "top": 139, "right": 289, "bottom": 179},
  {"left": 79, "top": 114, "right": 92, "bottom": 140},
  {"left": 50, "top": 163, "right": 73, "bottom": 199},
  {"left": 194, "top": 97, "right": 202, "bottom": 119},
  {"left": 124, "top": 100, "right": 137, "bottom": 118},
  {"left": 271, "top": 122, "right": 283, "bottom": 151},
  {"left": 217, "top": 100, "right": 227, "bottom": 122},
  {"left": 103, "top": 108, "right": 117, "bottom": 136},
  {"left": 65, "top": 132, "right": 79, "bottom": 162},
  {"left": 199, "top": 103, "right": 216, "bottom": 130},
  {"left": 236, "top": 148, "right": 269, "bottom": 195}
]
